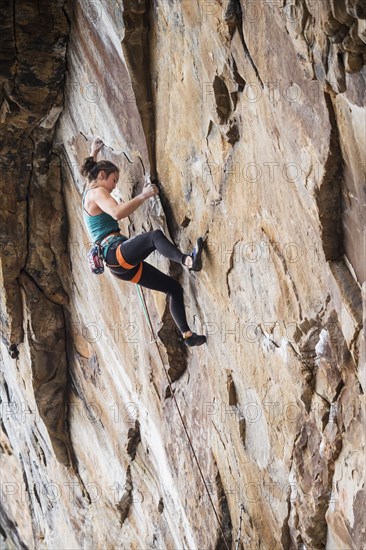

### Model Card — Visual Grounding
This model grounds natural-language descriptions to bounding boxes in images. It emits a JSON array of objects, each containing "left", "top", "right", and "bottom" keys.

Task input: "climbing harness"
[
  {"left": 87, "top": 243, "right": 104, "bottom": 274},
  {"left": 136, "top": 285, "right": 230, "bottom": 550},
  {"left": 86, "top": 233, "right": 125, "bottom": 276}
]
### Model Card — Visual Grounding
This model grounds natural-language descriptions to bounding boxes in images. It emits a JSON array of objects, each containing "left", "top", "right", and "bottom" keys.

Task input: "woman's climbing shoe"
[
  {"left": 190, "top": 237, "right": 204, "bottom": 272},
  {"left": 184, "top": 332, "right": 207, "bottom": 347}
]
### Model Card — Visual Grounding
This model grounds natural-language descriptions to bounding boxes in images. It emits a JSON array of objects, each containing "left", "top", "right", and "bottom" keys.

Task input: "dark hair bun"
[
  {"left": 80, "top": 157, "right": 119, "bottom": 183},
  {"left": 81, "top": 156, "right": 97, "bottom": 177}
]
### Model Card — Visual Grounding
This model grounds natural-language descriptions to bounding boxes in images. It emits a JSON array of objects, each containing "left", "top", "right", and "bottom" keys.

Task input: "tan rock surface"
[{"left": 0, "top": 1, "right": 365, "bottom": 548}]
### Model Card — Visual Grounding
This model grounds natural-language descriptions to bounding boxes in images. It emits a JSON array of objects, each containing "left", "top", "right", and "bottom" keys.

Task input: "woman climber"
[{"left": 80, "top": 138, "right": 206, "bottom": 347}]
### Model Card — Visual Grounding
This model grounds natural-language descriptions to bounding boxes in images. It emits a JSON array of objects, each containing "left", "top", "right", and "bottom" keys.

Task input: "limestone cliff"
[{"left": 0, "top": 1, "right": 365, "bottom": 549}]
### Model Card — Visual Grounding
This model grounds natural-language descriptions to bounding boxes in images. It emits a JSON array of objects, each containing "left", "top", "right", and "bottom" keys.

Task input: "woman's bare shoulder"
[
  {"left": 87, "top": 186, "right": 108, "bottom": 197},
  {"left": 84, "top": 187, "right": 107, "bottom": 215}
]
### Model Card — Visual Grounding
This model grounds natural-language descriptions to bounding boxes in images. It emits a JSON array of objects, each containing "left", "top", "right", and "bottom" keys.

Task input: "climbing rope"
[
  {"left": 136, "top": 285, "right": 231, "bottom": 550},
  {"left": 136, "top": 285, "right": 156, "bottom": 343}
]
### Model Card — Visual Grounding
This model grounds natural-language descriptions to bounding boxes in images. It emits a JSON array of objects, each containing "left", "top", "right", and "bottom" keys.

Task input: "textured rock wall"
[
  {"left": 1, "top": 1, "right": 365, "bottom": 549},
  {"left": 0, "top": 0, "right": 72, "bottom": 464}
]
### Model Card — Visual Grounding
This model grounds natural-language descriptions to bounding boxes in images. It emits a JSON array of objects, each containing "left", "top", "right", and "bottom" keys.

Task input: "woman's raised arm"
[
  {"left": 90, "top": 138, "right": 104, "bottom": 162},
  {"left": 93, "top": 184, "right": 159, "bottom": 220}
]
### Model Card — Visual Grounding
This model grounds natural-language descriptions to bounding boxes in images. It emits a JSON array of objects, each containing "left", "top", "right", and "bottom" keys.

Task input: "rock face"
[{"left": 0, "top": 1, "right": 365, "bottom": 549}]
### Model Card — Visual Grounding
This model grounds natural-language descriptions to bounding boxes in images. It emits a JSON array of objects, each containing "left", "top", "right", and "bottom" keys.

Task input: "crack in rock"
[
  {"left": 214, "top": 465, "right": 233, "bottom": 550},
  {"left": 261, "top": 229, "right": 303, "bottom": 320},
  {"left": 126, "top": 420, "right": 141, "bottom": 461},
  {"left": 117, "top": 465, "right": 133, "bottom": 526}
]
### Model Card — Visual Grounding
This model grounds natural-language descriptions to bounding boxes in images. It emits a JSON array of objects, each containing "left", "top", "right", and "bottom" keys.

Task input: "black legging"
[{"left": 105, "top": 230, "right": 190, "bottom": 333}]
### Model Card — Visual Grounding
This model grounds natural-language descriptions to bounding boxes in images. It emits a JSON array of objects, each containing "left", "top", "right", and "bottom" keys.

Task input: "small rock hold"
[
  {"left": 213, "top": 75, "right": 231, "bottom": 124},
  {"left": 158, "top": 497, "right": 164, "bottom": 513},
  {"left": 8, "top": 344, "right": 19, "bottom": 359},
  {"left": 181, "top": 215, "right": 191, "bottom": 228},
  {"left": 226, "top": 121, "right": 240, "bottom": 145},
  {"left": 126, "top": 420, "right": 141, "bottom": 461},
  {"left": 239, "top": 418, "right": 246, "bottom": 446},
  {"left": 227, "top": 372, "right": 238, "bottom": 406},
  {"left": 117, "top": 466, "right": 133, "bottom": 525},
  {"left": 210, "top": 197, "right": 222, "bottom": 206}
]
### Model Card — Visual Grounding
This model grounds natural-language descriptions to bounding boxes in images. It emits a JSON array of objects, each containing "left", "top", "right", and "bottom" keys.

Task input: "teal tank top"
[{"left": 82, "top": 189, "right": 123, "bottom": 258}]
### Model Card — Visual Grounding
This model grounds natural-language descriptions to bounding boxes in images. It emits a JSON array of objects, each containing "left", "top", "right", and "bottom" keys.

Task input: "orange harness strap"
[
  {"left": 116, "top": 245, "right": 143, "bottom": 284},
  {"left": 130, "top": 262, "right": 143, "bottom": 284},
  {"left": 116, "top": 246, "right": 136, "bottom": 269}
]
